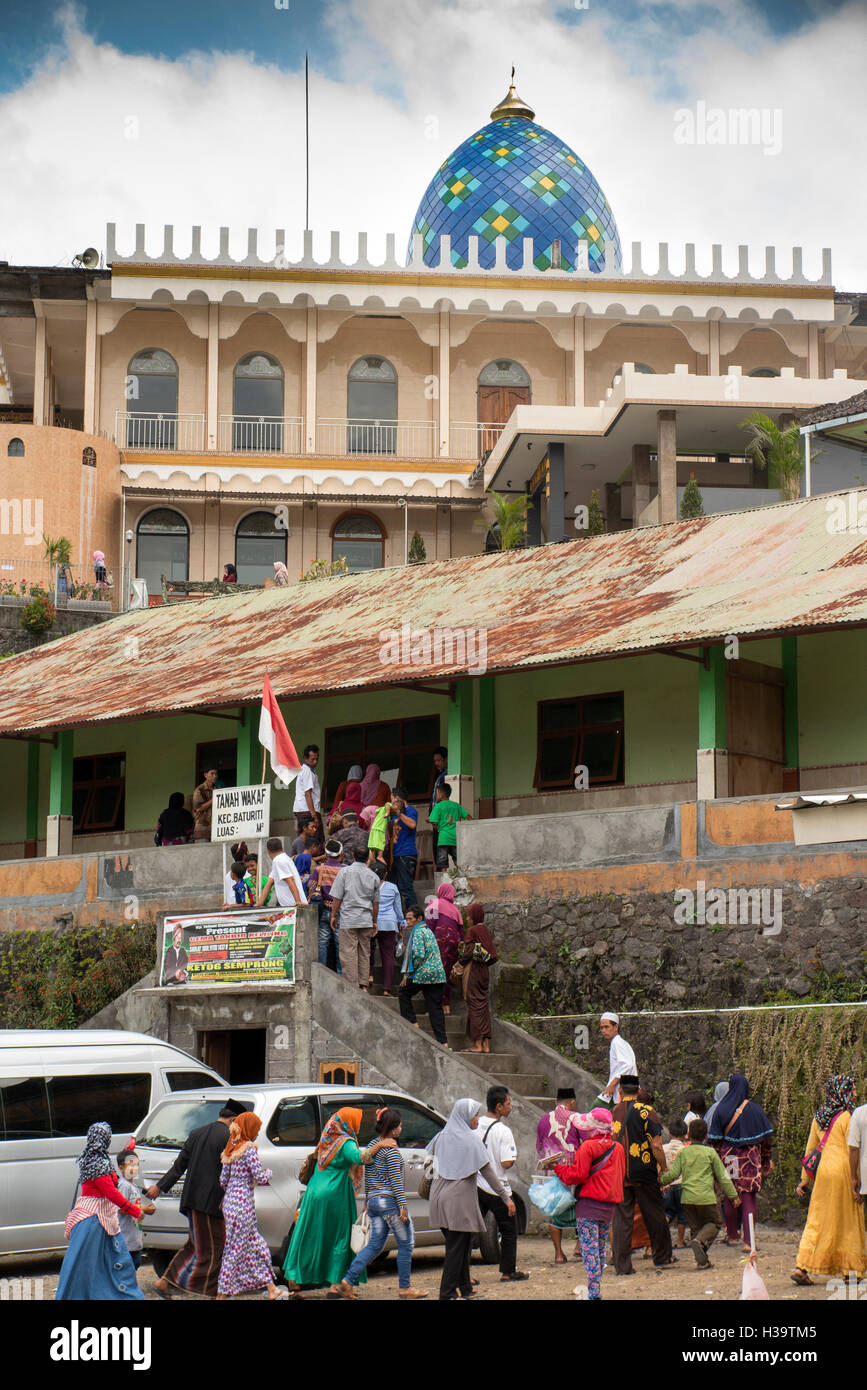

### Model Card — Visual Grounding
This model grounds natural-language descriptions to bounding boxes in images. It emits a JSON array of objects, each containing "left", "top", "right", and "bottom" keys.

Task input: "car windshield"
[{"left": 136, "top": 1098, "right": 228, "bottom": 1148}]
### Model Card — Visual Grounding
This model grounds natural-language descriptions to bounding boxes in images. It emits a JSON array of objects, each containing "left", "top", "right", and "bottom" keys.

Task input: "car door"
[
  {"left": 261, "top": 1093, "right": 321, "bottom": 1255},
  {"left": 318, "top": 1094, "right": 383, "bottom": 1219}
]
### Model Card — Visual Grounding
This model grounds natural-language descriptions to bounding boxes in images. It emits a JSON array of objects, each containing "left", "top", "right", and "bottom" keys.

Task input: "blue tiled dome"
[{"left": 408, "top": 88, "right": 621, "bottom": 273}]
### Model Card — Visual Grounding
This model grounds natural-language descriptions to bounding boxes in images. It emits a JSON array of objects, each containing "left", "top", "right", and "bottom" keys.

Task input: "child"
[
  {"left": 230, "top": 860, "right": 254, "bottom": 904},
  {"left": 658, "top": 1118, "right": 740, "bottom": 1269},
  {"left": 662, "top": 1118, "right": 689, "bottom": 1249},
  {"left": 244, "top": 853, "right": 272, "bottom": 905},
  {"left": 366, "top": 801, "right": 391, "bottom": 868},
  {"left": 428, "top": 782, "right": 470, "bottom": 872},
  {"left": 116, "top": 1145, "right": 155, "bottom": 1280}
]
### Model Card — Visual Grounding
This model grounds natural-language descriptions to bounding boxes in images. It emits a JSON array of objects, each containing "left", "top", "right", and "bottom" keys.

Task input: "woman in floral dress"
[{"left": 217, "top": 1112, "right": 287, "bottom": 1300}]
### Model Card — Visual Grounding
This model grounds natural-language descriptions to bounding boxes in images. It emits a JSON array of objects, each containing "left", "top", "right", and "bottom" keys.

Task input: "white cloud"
[{"left": 0, "top": 0, "right": 863, "bottom": 286}]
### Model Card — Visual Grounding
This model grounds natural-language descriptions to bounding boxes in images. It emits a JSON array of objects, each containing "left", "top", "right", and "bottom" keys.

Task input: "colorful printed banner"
[{"left": 159, "top": 907, "right": 295, "bottom": 986}]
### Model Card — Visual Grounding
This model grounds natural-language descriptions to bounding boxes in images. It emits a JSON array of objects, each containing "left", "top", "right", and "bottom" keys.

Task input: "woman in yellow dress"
[{"left": 792, "top": 1074, "right": 866, "bottom": 1284}]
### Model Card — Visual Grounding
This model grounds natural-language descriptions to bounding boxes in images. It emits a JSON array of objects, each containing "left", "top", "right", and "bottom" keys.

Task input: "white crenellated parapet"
[{"left": 105, "top": 225, "right": 833, "bottom": 287}]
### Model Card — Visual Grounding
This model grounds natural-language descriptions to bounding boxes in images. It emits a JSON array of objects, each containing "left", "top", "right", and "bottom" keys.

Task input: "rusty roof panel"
[{"left": 0, "top": 491, "right": 866, "bottom": 735}]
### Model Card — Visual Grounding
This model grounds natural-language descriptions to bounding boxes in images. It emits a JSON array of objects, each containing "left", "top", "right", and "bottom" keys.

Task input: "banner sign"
[
  {"left": 211, "top": 784, "right": 271, "bottom": 842},
  {"left": 159, "top": 907, "right": 295, "bottom": 986}
]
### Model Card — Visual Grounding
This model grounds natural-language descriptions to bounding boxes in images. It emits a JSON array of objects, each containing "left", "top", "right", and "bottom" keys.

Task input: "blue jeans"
[
  {"left": 344, "top": 1194, "right": 415, "bottom": 1289},
  {"left": 317, "top": 902, "right": 341, "bottom": 973},
  {"left": 389, "top": 856, "right": 418, "bottom": 913}
]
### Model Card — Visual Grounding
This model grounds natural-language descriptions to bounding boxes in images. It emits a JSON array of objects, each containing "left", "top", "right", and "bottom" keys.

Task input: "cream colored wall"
[
  {"left": 722, "top": 328, "right": 805, "bottom": 378},
  {"left": 218, "top": 312, "right": 303, "bottom": 421},
  {"left": 585, "top": 324, "right": 704, "bottom": 403},
  {"left": 450, "top": 320, "right": 567, "bottom": 420},
  {"left": 317, "top": 318, "right": 436, "bottom": 423},
  {"left": 98, "top": 308, "right": 206, "bottom": 439}
]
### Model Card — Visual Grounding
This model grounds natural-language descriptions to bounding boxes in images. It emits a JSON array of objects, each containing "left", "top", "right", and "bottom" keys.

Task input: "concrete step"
[
  {"left": 417, "top": 1016, "right": 468, "bottom": 1038},
  {"left": 524, "top": 1096, "right": 556, "bottom": 1111},
  {"left": 437, "top": 1051, "right": 520, "bottom": 1073},
  {"left": 489, "top": 1072, "right": 547, "bottom": 1094}
]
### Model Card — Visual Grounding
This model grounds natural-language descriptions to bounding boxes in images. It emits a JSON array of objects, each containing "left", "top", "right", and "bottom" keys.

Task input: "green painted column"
[
  {"left": 236, "top": 707, "right": 260, "bottom": 786},
  {"left": 478, "top": 676, "right": 495, "bottom": 816},
  {"left": 698, "top": 646, "right": 727, "bottom": 748},
  {"left": 25, "top": 740, "right": 40, "bottom": 852},
  {"left": 49, "top": 729, "right": 73, "bottom": 816},
  {"left": 782, "top": 635, "right": 800, "bottom": 784},
  {"left": 448, "top": 681, "right": 473, "bottom": 776}
]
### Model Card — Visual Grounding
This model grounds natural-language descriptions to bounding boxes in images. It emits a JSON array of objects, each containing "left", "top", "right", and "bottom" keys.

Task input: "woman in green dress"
[{"left": 284, "top": 1107, "right": 388, "bottom": 1291}]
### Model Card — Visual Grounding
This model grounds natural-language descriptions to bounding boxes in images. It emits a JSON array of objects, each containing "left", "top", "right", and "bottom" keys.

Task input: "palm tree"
[
  {"left": 42, "top": 535, "right": 72, "bottom": 565},
  {"left": 475, "top": 490, "right": 531, "bottom": 551},
  {"left": 740, "top": 413, "right": 803, "bottom": 501}
]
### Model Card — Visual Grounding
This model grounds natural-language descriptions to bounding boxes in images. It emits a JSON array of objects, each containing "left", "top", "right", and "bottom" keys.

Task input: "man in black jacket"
[{"left": 146, "top": 1099, "right": 248, "bottom": 1299}]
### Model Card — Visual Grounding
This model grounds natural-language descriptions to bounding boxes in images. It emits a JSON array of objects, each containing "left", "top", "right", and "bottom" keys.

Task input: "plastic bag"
[
  {"left": 740, "top": 1255, "right": 769, "bottom": 1301},
  {"left": 528, "top": 1175, "right": 574, "bottom": 1220}
]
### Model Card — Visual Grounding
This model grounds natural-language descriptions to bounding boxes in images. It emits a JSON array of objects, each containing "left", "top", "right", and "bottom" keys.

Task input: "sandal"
[
  {"left": 398, "top": 1287, "right": 428, "bottom": 1300},
  {"left": 791, "top": 1268, "right": 814, "bottom": 1286}
]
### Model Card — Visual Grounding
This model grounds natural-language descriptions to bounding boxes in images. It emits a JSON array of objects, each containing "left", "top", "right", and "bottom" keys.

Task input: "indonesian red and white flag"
[{"left": 258, "top": 674, "right": 302, "bottom": 786}]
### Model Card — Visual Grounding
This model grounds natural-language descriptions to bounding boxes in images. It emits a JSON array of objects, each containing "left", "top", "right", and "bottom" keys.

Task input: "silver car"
[{"left": 135, "top": 1083, "right": 528, "bottom": 1271}]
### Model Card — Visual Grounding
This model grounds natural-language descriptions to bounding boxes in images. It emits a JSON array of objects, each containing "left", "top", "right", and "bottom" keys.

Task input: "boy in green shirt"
[
  {"left": 659, "top": 1118, "right": 740, "bottom": 1268},
  {"left": 428, "top": 782, "right": 471, "bottom": 871}
]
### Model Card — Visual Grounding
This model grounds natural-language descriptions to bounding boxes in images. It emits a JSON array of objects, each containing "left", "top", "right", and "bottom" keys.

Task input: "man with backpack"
[{"left": 476, "top": 1086, "right": 529, "bottom": 1283}]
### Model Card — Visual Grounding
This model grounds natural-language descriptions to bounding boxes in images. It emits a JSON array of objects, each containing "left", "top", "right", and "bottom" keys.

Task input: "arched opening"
[
  {"left": 232, "top": 352, "right": 284, "bottom": 451},
  {"left": 332, "top": 512, "right": 384, "bottom": 572},
  {"left": 6, "top": 438, "right": 24, "bottom": 457},
  {"left": 610, "top": 362, "right": 656, "bottom": 387},
  {"left": 126, "top": 349, "right": 179, "bottom": 447},
  {"left": 136, "top": 507, "right": 189, "bottom": 596},
  {"left": 235, "top": 510, "right": 288, "bottom": 585},
  {"left": 748, "top": 368, "right": 781, "bottom": 378},
  {"left": 347, "top": 357, "right": 397, "bottom": 453},
  {"left": 477, "top": 360, "right": 531, "bottom": 452}
]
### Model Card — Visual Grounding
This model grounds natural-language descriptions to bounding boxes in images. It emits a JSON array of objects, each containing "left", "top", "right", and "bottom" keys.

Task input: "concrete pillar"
[
  {"left": 697, "top": 647, "right": 728, "bottom": 800},
  {"left": 84, "top": 299, "right": 98, "bottom": 436},
  {"left": 605, "top": 482, "right": 621, "bottom": 530},
  {"left": 708, "top": 320, "right": 720, "bottom": 377},
  {"left": 547, "top": 441, "right": 566, "bottom": 542},
  {"left": 25, "top": 739, "right": 40, "bottom": 857},
  {"left": 807, "top": 324, "right": 819, "bottom": 379},
  {"left": 478, "top": 676, "right": 495, "bottom": 818},
  {"left": 206, "top": 303, "right": 219, "bottom": 449},
  {"left": 438, "top": 309, "right": 450, "bottom": 456},
  {"left": 782, "top": 635, "right": 800, "bottom": 792},
  {"left": 526, "top": 482, "right": 542, "bottom": 546},
  {"left": 631, "top": 444, "right": 651, "bottom": 527},
  {"left": 657, "top": 409, "right": 677, "bottom": 523},
  {"left": 304, "top": 306, "right": 317, "bottom": 453},
  {"left": 236, "top": 707, "right": 261, "bottom": 786},
  {"left": 47, "top": 729, "right": 73, "bottom": 857},
  {"left": 33, "top": 316, "right": 47, "bottom": 426},
  {"left": 572, "top": 315, "right": 585, "bottom": 407}
]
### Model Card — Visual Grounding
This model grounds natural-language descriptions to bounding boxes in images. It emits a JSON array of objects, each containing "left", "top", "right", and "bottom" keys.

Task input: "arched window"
[
  {"left": 232, "top": 353, "right": 284, "bottom": 451},
  {"left": 332, "top": 513, "right": 384, "bottom": 572},
  {"left": 347, "top": 357, "right": 397, "bottom": 454},
  {"left": 235, "top": 511, "right": 288, "bottom": 586},
  {"left": 478, "top": 360, "right": 531, "bottom": 388},
  {"left": 7, "top": 437, "right": 25, "bottom": 457},
  {"left": 748, "top": 367, "right": 781, "bottom": 378},
  {"left": 136, "top": 508, "right": 189, "bottom": 595},
  {"left": 477, "top": 361, "right": 531, "bottom": 449},
  {"left": 82, "top": 446, "right": 96, "bottom": 467},
  {"left": 126, "top": 349, "right": 179, "bottom": 447}
]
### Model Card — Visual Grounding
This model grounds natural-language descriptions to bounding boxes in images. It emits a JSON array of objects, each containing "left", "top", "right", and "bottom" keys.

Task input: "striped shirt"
[{"left": 364, "top": 1143, "right": 406, "bottom": 1203}]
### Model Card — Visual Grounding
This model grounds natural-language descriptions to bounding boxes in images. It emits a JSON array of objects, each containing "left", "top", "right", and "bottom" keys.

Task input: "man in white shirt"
[
  {"left": 599, "top": 1011, "right": 636, "bottom": 1104},
  {"left": 848, "top": 1101, "right": 867, "bottom": 1201},
  {"left": 476, "top": 1086, "right": 528, "bottom": 1283},
  {"left": 293, "top": 744, "right": 321, "bottom": 831},
  {"left": 257, "top": 837, "right": 306, "bottom": 908}
]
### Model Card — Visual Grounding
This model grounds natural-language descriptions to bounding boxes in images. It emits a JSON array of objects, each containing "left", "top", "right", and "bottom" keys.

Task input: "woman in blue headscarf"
[
  {"left": 56, "top": 1122, "right": 149, "bottom": 1300},
  {"left": 707, "top": 1073, "right": 774, "bottom": 1251}
]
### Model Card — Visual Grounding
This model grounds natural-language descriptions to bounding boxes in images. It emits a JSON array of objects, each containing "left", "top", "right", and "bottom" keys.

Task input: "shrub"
[
  {"left": 299, "top": 556, "right": 349, "bottom": 583},
  {"left": 680, "top": 473, "right": 705, "bottom": 519},
  {"left": 408, "top": 530, "right": 426, "bottom": 565},
  {"left": 20, "top": 594, "right": 56, "bottom": 636},
  {"left": 0, "top": 919, "right": 158, "bottom": 1029}
]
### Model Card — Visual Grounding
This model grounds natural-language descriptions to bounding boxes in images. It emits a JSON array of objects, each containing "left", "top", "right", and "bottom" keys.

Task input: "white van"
[{"left": 0, "top": 1030, "right": 225, "bottom": 1256}]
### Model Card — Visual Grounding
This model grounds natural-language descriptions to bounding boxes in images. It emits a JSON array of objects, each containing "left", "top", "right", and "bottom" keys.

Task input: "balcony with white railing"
[
  {"left": 116, "top": 412, "right": 206, "bottom": 451},
  {"left": 316, "top": 418, "right": 437, "bottom": 459},
  {"left": 449, "top": 421, "right": 506, "bottom": 459},
  {"left": 218, "top": 415, "right": 303, "bottom": 454}
]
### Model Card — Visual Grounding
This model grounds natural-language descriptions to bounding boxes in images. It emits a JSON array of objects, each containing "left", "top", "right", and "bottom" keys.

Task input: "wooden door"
[
  {"left": 725, "top": 659, "right": 785, "bottom": 796},
  {"left": 477, "top": 385, "right": 530, "bottom": 454}
]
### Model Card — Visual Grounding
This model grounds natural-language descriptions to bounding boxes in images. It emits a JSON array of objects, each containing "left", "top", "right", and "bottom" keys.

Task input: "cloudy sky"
[{"left": 1, "top": 0, "right": 864, "bottom": 286}]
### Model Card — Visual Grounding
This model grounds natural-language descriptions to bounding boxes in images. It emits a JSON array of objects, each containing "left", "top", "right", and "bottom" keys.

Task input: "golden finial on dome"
[{"left": 490, "top": 68, "right": 535, "bottom": 122}]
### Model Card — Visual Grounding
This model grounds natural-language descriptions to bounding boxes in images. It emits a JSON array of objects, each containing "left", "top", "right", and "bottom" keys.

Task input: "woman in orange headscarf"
[
  {"left": 283, "top": 1107, "right": 391, "bottom": 1291},
  {"left": 217, "top": 1113, "right": 287, "bottom": 1300}
]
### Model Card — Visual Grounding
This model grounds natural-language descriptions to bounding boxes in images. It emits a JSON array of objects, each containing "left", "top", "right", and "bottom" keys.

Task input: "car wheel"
[
  {"left": 477, "top": 1210, "right": 501, "bottom": 1265},
  {"left": 149, "top": 1250, "right": 173, "bottom": 1279}
]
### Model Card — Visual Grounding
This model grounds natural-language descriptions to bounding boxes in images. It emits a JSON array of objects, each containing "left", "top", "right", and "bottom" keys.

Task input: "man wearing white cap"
[{"left": 600, "top": 1012, "right": 636, "bottom": 1104}]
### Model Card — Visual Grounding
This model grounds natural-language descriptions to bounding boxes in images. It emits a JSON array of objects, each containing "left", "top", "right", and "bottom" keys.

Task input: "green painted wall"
[{"left": 797, "top": 630, "right": 867, "bottom": 768}]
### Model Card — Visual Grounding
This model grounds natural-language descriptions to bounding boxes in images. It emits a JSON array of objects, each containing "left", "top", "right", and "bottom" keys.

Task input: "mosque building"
[{"left": 0, "top": 76, "right": 865, "bottom": 603}]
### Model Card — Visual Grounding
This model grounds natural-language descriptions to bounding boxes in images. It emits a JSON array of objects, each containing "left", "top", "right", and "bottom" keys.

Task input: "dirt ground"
[{"left": 1, "top": 1224, "right": 841, "bottom": 1302}]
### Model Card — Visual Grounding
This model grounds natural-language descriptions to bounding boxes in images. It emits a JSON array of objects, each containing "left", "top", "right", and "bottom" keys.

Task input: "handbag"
[
  {"left": 450, "top": 961, "right": 465, "bottom": 986},
  {"left": 298, "top": 1151, "right": 317, "bottom": 1186},
  {"left": 528, "top": 1175, "right": 575, "bottom": 1220},
  {"left": 801, "top": 1109, "right": 842, "bottom": 1182},
  {"left": 350, "top": 1208, "right": 370, "bottom": 1254},
  {"left": 417, "top": 1153, "right": 436, "bottom": 1200}
]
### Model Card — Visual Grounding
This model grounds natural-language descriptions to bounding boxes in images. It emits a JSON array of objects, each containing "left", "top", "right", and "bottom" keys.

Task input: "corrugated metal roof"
[{"left": 1, "top": 491, "right": 866, "bottom": 736}]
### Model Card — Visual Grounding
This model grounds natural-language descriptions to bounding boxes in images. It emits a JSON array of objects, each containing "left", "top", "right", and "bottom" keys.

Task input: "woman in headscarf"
[
  {"left": 426, "top": 1098, "right": 514, "bottom": 1300},
  {"left": 273, "top": 561, "right": 290, "bottom": 586},
  {"left": 459, "top": 903, "right": 498, "bottom": 1053},
  {"left": 56, "top": 1122, "right": 152, "bottom": 1300},
  {"left": 222, "top": 562, "right": 237, "bottom": 583},
  {"left": 792, "top": 1074, "right": 865, "bottom": 1285},
  {"left": 217, "top": 1113, "right": 286, "bottom": 1300},
  {"left": 283, "top": 1108, "right": 389, "bottom": 1292},
  {"left": 155, "top": 791, "right": 194, "bottom": 846},
  {"left": 703, "top": 1080, "right": 729, "bottom": 1133},
  {"left": 330, "top": 764, "right": 364, "bottom": 818},
  {"left": 425, "top": 883, "right": 464, "bottom": 1014},
  {"left": 360, "top": 762, "right": 391, "bottom": 808},
  {"left": 553, "top": 1109, "right": 625, "bottom": 1300},
  {"left": 293, "top": 850, "right": 313, "bottom": 896},
  {"left": 707, "top": 1073, "right": 774, "bottom": 1251},
  {"left": 92, "top": 549, "right": 108, "bottom": 588}
]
